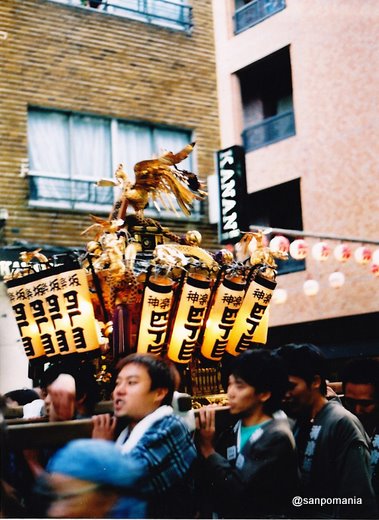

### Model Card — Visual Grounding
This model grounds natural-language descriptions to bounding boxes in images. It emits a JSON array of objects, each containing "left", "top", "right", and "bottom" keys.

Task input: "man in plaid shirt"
[{"left": 92, "top": 353, "right": 197, "bottom": 518}]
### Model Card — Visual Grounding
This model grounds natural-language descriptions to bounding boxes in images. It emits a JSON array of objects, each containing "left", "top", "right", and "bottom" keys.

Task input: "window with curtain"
[{"left": 27, "top": 108, "right": 195, "bottom": 217}]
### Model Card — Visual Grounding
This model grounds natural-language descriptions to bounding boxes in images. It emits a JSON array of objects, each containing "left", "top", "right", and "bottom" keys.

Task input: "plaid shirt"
[{"left": 120, "top": 414, "right": 197, "bottom": 495}]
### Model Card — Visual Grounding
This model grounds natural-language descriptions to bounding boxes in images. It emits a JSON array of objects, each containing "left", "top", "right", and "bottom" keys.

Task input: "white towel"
[{"left": 116, "top": 405, "right": 173, "bottom": 453}]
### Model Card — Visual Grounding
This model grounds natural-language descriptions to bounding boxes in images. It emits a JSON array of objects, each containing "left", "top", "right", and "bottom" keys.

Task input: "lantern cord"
[
  {"left": 134, "top": 265, "right": 154, "bottom": 350},
  {"left": 86, "top": 254, "right": 109, "bottom": 323},
  {"left": 246, "top": 225, "right": 379, "bottom": 246}
]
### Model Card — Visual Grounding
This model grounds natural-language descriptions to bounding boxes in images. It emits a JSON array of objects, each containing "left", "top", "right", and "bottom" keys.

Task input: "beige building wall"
[{"left": 212, "top": 0, "right": 379, "bottom": 327}]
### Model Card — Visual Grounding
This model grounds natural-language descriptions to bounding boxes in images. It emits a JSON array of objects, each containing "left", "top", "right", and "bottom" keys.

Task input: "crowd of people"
[{"left": 1, "top": 344, "right": 378, "bottom": 519}]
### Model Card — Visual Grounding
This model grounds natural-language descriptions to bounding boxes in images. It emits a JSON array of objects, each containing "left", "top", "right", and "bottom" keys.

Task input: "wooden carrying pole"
[
  {"left": 6, "top": 418, "right": 93, "bottom": 449},
  {"left": 5, "top": 406, "right": 232, "bottom": 449}
]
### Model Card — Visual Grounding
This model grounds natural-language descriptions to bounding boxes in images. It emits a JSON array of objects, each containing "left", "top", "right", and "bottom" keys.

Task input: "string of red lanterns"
[{"left": 246, "top": 226, "right": 379, "bottom": 303}]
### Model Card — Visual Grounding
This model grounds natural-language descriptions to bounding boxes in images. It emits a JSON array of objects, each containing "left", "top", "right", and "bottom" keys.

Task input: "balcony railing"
[
  {"left": 242, "top": 110, "right": 295, "bottom": 152},
  {"left": 28, "top": 173, "right": 114, "bottom": 211},
  {"left": 50, "top": 0, "right": 193, "bottom": 32},
  {"left": 234, "top": 0, "right": 286, "bottom": 34},
  {"left": 28, "top": 172, "right": 202, "bottom": 218}
]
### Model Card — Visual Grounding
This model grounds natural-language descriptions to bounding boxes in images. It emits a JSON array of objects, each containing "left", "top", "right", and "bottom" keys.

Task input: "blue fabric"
[
  {"left": 47, "top": 439, "right": 149, "bottom": 519},
  {"left": 240, "top": 419, "right": 272, "bottom": 450},
  {"left": 240, "top": 423, "right": 261, "bottom": 451},
  {"left": 109, "top": 496, "right": 147, "bottom": 519},
  {"left": 47, "top": 415, "right": 197, "bottom": 518},
  {"left": 47, "top": 439, "right": 146, "bottom": 488}
]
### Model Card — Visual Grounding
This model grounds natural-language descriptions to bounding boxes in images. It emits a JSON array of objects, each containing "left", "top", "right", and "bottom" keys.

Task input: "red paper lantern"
[
  {"left": 289, "top": 239, "right": 308, "bottom": 260},
  {"left": 312, "top": 242, "right": 331, "bottom": 261},
  {"left": 372, "top": 249, "right": 379, "bottom": 265},
  {"left": 269, "top": 235, "right": 290, "bottom": 254},
  {"left": 333, "top": 244, "right": 352, "bottom": 263},
  {"left": 354, "top": 246, "right": 372, "bottom": 265}
]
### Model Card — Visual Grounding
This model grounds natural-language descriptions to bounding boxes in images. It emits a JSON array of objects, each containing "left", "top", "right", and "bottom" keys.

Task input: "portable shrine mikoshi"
[{"left": 4, "top": 142, "right": 282, "bottom": 403}]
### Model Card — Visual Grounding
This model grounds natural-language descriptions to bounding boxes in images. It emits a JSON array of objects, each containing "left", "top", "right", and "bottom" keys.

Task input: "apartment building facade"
[
  {"left": 0, "top": 0, "right": 220, "bottom": 391},
  {"left": 211, "top": 0, "right": 379, "bottom": 361}
]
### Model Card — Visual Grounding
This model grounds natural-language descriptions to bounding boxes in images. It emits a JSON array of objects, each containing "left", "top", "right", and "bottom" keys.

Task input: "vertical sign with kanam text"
[{"left": 217, "top": 145, "right": 248, "bottom": 244}]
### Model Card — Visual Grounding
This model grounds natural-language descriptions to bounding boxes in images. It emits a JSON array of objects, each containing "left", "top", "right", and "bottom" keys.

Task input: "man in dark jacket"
[
  {"left": 342, "top": 358, "right": 379, "bottom": 502},
  {"left": 196, "top": 348, "right": 299, "bottom": 518},
  {"left": 276, "top": 343, "right": 377, "bottom": 519}
]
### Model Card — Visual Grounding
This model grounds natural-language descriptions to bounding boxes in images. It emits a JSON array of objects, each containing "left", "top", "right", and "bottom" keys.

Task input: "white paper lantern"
[
  {"left": 354, "top": 246, "right": 372, "bottom": 265},
  {"left": 289, "top": 239, "right": 308, "bottom": 260},
  {"left": 372, "top": 249, "right": 379, "bottom": 265},
  {"left": 272, "top": 288, "right": 288, "bottom": 304},
  {"left": 226, "top": 274, "right": 276, "bottom": 356},
  {"left": 167, "top": 274, "right": 211, "bottom": 364},
  {"left": 269, "top": 235, "right": 290, "bottom": 254},
  {"left": 312, "top": 242, "right": 331, "bottom": 261},
  {"left": 334, "top": 244, "right": 352, "bottom": 263},
  {"left": 328, "top": 271, "right": 345, "bottom": 288},
  {"left": 370, "top": 263, "right": 379, "bottom": 277},
  {"left": 303, "top": 279, "right": 319, "bottom": 296}
]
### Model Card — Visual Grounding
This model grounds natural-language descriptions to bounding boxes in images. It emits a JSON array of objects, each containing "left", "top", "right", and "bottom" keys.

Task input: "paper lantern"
[
  {"left": 354, "top": 246, "right": 372, "bottom": 265},
  {"left": 312, "top": 242, "right": 331, "bottom": 261},
  {"left": 272, "top": 288, "right": 288, "bottom": 304},
  {"left": 371, "top": 250, "right": 379, "bottom": 277},
  {"left": 136, "top": 276, "right": 174, "bottom": 356},
  {"left": 303, "top": 279, "right": 319, "bottom": 296},
  {"left": 289, "top": 239, "right": 308, "bottom": 260},
  {"left": 167, "top": 274, "right": 211, "bottom": 364},
  {"left": 334, "top": 244, "right": 352, "bottom": 263},
  {"left": 225, "top": 274, "right": 276, "bottom": 356},
  {"left": 6, "top": 266, "right": 100, "bottom": 360},
  {"left": 201, "top": 276, "right": 246, "bottom": 361},
  {"left": 251, "top": 305, "right": 270, "bottom": 344},
  {"left": 328, "top": 271, "right": 345, "bottom": 288},
  {"left": 269, "top": 235, "right": 290, "bottom": 254},
  {"left": 372, "top": 249, "right": 379, "bottom": 265}
]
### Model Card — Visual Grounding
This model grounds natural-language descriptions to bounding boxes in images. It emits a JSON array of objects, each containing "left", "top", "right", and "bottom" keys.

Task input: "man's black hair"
[
  {"left": 116, "top": 353, "right": 177, "bottom": 406},
  {"left": 342, "top": 358, "right": 379, "bottom": 400},
  {"left": 4, "top": 388, "right": 40, "bottom": 406},
  {"left": 231, "top": 348, "right": 289, "bottom": 414},
  {"left": 274, "top": 343, "right": 328, "bottom": 396}
]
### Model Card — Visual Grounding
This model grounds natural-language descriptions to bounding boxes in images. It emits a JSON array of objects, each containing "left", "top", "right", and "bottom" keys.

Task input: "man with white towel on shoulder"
[{"left": 92, "top": 353, "right": 197, "bottom": 519}]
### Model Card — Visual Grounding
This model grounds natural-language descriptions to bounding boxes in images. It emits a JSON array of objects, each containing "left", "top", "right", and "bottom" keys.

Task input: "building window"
[
  {"left": 27, "top": 108, "right": 196, "bottom": 218},
  {"left": 238, "top": 46, "right": 296, "bottom": 152},
  {"left": 234, "top": 0, "right": 286, "bottom": 34},
  {"left": 248, "top": 179, "right": 304, "bottom": 274},
  {"left": 49, "top": 0, "right": 193, "bottom": 32}
]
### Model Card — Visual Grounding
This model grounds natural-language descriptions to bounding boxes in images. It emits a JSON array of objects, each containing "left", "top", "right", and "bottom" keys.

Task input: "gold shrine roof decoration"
[{"left": 94, "top": 141, "right": 207, "bottom": 220}]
